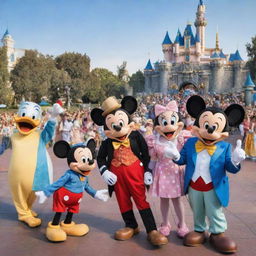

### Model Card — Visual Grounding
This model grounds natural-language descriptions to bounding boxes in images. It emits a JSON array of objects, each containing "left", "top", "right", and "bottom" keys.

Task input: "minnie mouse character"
[
  {"left": 91, "top": 96, "right": 168, "bottom": 246},
  {"left": 36, "top": 139, "right": 108, "bottom": 242},
  {"left": 145, "top": 101, "right": 189, "bottom": 238},
  {"left": 172, "top": 95, "right": 245, "bottom": 254}
]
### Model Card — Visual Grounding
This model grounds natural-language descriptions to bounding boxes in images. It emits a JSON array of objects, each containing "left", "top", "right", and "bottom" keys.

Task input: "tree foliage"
[
  {"left": 0, "top": 46, "right": 12, "bottom": 104},
  {"left": 129, "top": 70, "right": 145, "bottom": 94},
  {"left": 246, "top": 36, "right": 256, "bottom": 81}
]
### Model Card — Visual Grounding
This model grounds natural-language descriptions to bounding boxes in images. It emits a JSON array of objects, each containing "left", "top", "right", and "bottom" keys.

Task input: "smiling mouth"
[
  {"left": 117, "top": 134, "right": 127, "bottom": 141},
  {"left": 202, "top": 138, "right": 216, "bottom": 144},
  {"left": 18, "top": 122, "right": 35, "bottom": 133},
  {"left": 164, "top": 131, "right": 174, "bottom": 139}
]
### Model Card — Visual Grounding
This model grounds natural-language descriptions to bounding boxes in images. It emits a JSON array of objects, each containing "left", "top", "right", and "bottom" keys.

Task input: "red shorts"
[{"left": 53, "top": 187, "right": 83, "bottom": 213}]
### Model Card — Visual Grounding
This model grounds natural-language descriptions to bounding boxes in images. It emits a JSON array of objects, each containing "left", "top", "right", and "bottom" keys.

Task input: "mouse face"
[
  {"left": 91, "top": 96, "right": 137, "bottom": 142},
  {"left": 154, "top": 110, "right": 184, "bottom": 141},
  {"left": 186, "top": 95, "right": 245, "bottom": 145},
  {"left": 53, "top": 139, "right": 96, "bottom": 176}
]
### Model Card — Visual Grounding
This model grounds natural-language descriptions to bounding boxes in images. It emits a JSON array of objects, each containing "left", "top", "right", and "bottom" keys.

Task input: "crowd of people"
[{"left": 0, "top": 90, "right": 256, "bottom": 159}]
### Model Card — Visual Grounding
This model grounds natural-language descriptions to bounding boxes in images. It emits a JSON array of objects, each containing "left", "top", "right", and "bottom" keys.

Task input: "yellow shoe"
[
  {"left": 31, "top": 210, "right": 38, "bottom": 217},
  {"left": 46, "top": 222, "right": 67, "bottom": 242},
  {"left": 19, "top": 216, "right": 41, "bottom": 227},
  {"left": 60, "top": 221, "right": 89, "bottom": 236}
]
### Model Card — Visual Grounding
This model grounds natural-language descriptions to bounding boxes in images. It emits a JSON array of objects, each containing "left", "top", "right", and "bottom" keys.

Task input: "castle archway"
[{"left": 179, "top": 81, "right": 198, "bottom": 91}]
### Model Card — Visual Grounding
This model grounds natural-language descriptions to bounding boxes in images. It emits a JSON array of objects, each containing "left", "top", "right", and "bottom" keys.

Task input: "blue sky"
[{"left": 0, "top": 0, "right": 255, "bottom": 74}]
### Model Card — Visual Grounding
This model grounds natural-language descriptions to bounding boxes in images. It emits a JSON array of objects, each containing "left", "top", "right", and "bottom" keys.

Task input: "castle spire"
[{"left": 215, "top": 31, "right": 220, "bottom": 51}]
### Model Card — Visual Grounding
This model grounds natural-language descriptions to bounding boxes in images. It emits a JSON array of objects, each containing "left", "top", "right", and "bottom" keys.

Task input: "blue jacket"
[
  {"left": 44, "top": 169, "right": 96, "bottom": 198},
  {"left": 174, "top": 137, "right": 240, "bottom": 207}
]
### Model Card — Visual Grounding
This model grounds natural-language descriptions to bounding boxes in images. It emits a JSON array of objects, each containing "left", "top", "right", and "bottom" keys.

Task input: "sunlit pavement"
[{"left": 0, "top": 134, "right": 255, "bottom": 256}]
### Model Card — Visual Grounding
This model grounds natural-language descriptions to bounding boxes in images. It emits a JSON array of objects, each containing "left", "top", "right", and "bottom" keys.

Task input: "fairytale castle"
[
  {"left": 1, "top": 29, "right": 25, "bottom": 72},
  {"left": 144, "top": 0, "right": 248, "bottom": 94}
]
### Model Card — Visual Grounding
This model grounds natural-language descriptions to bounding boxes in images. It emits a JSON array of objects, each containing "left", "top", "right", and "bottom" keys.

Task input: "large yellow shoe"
[
  {"left": 60, "top": 221, "right": 89, "bottom": 236},
  {"left": 46, "top": 222, "right": 67, "bottom": 242},
  {"left": 19, "top": 216, "right": 41, "bottom": 227},
  {"left": 31, "top": 210, "right": 38, "bottom": 217}
]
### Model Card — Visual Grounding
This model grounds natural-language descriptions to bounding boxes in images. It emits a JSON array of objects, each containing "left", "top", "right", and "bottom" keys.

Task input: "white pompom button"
[
  {"left": 140, "top": 162, "right": 143, "bottom": 166},
  {"left": 63, "top": 195, "right": 69, "bottom": 201}
]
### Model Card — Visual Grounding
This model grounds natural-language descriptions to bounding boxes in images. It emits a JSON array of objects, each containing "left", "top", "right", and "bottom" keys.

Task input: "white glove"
[
  {"left": 35, "top": 191, "right": 48, "bottom": 204},
  {"left": 94, "top": 189, "right": 109, "bottom": 202},
  {"left": 144, "top": 171, "right": 153, "bottom": 185},
  {"left": 50, "top": 103, "right": 65, "bottom": 119},
  {"left": 164, "top": 141, "right": 180, "bottom": 161},
  {"left": 232, "top": 139, "right": 246, "bottom": 165},
  {"left": 102, "top": 170, "right": 117, "bottom": 185}
]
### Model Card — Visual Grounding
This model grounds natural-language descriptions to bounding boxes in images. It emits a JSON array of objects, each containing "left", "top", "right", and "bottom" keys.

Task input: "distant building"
[
  {"left": 144, "top": 0, "right": 248, "bottom": 94},
  {"left": 1, "top": 29, "right": 25, "bottom": 72}
]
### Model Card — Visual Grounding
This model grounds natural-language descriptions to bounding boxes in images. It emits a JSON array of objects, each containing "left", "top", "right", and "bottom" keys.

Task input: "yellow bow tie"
[
  {"left": 112, "top": 138, "right": 130, "bottom": 150},
  {"left": 195, "top": 140, "right": 217, "bottom": 156}
]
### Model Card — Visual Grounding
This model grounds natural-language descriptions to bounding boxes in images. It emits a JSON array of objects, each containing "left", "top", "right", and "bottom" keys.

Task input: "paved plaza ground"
[{"left": 0, "top": 134, "right": 255, "bottom": 256}]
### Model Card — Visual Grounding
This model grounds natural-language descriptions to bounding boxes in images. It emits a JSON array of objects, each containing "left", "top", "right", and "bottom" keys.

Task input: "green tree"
[
  {"left": 129, "top": 70, "right": 145, "bottom": 94},
  {"left": 11, "top": 50, "right": 56, "bottom": 103},
  {"left": 246, "top": 36, "right": 256, "bottom": 81},
  {"left": 0, "top": 46, "right": 13, "bottom": 104},
  {"left": 91, "top": 68, "right": 125, "bottom": 99}
]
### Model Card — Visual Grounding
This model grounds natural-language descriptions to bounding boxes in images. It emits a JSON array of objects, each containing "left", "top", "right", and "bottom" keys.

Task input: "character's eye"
[
  {"left": 22, "top": 113, "right": 25, "bottom": 117},
  {"left": 32, "top": 115, "right": 35, "bottom": 119},
  {"left": 204, "top": 122, "right": 209, "bottom": 130},
  {"left": 161, "top": 118, "right": 168, "bottom": 126},
  {"left": 119, "top": 120, "right": 124, "bottom": 127},
  {"left": 81, "top": 157, "right": 86, "bottom": 163},
  {"left": 111, "top": 123, "right": 115, "bottom": 129},
  {"left": 212, "top": 124, "right": 219, "bottom": 131},
  {"left": 170, "top": 116, "right": 177, "bottom": 125}
]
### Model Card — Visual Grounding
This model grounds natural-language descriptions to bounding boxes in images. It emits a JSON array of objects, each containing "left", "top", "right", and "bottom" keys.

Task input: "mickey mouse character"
[
  {"left": 36, "top": 139, "right": 108, "bottom": 242},
  {"left": 171, "top": 95, "right": 245, "bottom": 254},
  {"left": 91, "top": 96, "right": 168, "bottom": 246}
]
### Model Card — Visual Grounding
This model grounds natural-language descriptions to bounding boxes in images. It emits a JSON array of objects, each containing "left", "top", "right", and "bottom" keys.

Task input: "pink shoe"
[
  {"left": 158, "top": 223, "right": 171, "bottom": 236},
  {"left": 177, "top": 224, "right": 189, "bottom": 238}
]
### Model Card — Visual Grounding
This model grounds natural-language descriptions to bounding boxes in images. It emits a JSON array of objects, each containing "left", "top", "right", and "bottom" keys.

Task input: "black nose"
[
  {"left": 207, "top": 126, "right": 215, "bottom": 134},
  {"left": 113, "top": 125, "right": 121, "bottom": 132},
  {"left": 88, "top": 159, "right": 94, "bottom": 165}
]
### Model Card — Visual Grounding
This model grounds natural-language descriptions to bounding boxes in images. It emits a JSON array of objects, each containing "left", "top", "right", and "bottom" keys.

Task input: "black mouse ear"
[
  {"left": 186, "top": 95, "right": 206, "bottom": 118},
  {"left": 53, "top": 140, "right": 71, "bottom": 158},
  {"left": 86, "top": 138, "right": 96, "bottom": 155},
  {"left": 121, "top": 96, "right": 137, "bottom": 115},
  {"left": 90, "top": 108, "right": 105, "bottom": 126},
  {"left": 224, "top": 104, "right": 245, "bottom": 127}
]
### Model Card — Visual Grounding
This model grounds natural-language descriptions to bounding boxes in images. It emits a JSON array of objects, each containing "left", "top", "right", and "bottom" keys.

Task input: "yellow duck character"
[{"left": 8, "top": 101, "right": 63, "bottom": 227}]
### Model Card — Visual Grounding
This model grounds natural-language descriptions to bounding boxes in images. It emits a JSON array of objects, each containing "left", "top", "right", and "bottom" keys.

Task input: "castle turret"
[
  {"left": 231, "top": 50, "right": 244, "bottom": 91},
  {"left": 162, "top": 31, "right": 173, "bottom": 62},
  {"left": 174, "top": 29, "right": 181, "bottom": 62},
  {"left": 194, "top": 0, "right": 207, "bottom": 53},
  {"left": 144, "top": 59, "right": 154, "bottom": 94},
  {"left": 244, "top": 73, "right": 255, "bottom": 106},
  {"left": 195, "top": 32, "right": 201, "bottom": 61},
  {"left": 1, "top": 29, "right": 16, "bottom": 72}
]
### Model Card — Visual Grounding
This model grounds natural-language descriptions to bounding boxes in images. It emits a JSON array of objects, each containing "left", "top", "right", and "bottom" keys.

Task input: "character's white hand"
[
  {"left": 94, "top": 189, "right": 109, "bottom": 202},
  {"left": 51, "top": 103, "right": 65, "bottom": 118},
  {"left": 164, "top": 141, "right": 180, "bottom": 160},
  {"left": 35, "top": 191, "right": 47, "bottom": 204},
  {"left": 232, "top": 139, "right": 246, "bottom": 165},
  {"left": 144, "top": 171, "right": 153, "bottom": 185},
  {"left": 102, "top": 170, "right": 117, "bottom": 185}
]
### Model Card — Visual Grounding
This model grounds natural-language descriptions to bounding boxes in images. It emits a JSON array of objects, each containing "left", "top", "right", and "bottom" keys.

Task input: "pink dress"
[{"left": 146, "top": 133, "right": 185, "bottom": 198}]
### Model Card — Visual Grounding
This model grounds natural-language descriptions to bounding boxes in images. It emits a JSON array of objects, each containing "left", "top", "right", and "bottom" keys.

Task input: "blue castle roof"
[
  {"left": 244, "top": 73, "right": 255, "bottom": 87},
  {"left": 229, "top": 50, "right": 243, "bottom": 62},
  {"left": 162, "top": 31, "right": 172, "bottom": 45},
  {"left": 211, "top": 52, "right": 220, "bottom": 59},
  {"left": 199, "top": 0, "right": 204, "bottom": 5},
  {"left": 219, "top": 50, "right": 226, "bottom": 58},
  {"left": 184, "top": 24, "right": 196, "bottom": 45},
  {"left": 144, "top": 59, "right": 154, "bottom": 70}
]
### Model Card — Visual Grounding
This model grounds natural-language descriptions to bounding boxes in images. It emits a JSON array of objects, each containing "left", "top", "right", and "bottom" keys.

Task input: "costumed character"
[
  {"left": 36, "top": 139, "right": 108, "bottom": 242},
  {"left": 7, "top": 102, "right": 64, "bottom": 227},
  {"left": 90, "top": 96, "right": 168, "bottom": 246},
  {"left": 172, "top": 95, "right": 245, "bottom": 254},
  {"left": 145, "top": 101, "right": 189, "bottom": 238}
]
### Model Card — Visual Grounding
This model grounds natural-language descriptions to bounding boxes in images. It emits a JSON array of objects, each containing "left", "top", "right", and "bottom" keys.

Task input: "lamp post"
[{"left": 65, "top": 85, "right": 71, "bottom": 110}]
